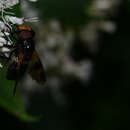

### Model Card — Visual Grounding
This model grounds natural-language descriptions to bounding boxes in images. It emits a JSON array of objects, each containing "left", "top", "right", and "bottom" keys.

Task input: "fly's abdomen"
[
  {"left": 6, "top": 50, "right": 27, "bottom": 80},
  {"left": 6, "top": 62, "right": 19, "bottom": 80}
]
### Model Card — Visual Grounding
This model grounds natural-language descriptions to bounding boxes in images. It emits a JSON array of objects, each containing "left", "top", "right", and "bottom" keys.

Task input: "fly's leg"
[{"left": 13, "top": 80, "right": 18, "bottom": 96}]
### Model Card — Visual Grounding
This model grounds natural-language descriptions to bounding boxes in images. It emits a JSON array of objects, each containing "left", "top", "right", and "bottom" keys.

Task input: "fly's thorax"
[
  {"left": 23, "top": 40, "right": 34, "bottom": 49},
  {"left": 18, "top": 30, "right": 35, "bottom": 40},
  {"left": 16, "top": 39, "right": 35, "bottom": 51}
]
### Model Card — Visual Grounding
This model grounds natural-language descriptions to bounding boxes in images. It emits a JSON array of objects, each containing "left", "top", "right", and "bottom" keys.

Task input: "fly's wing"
[{"left": 28, "top": 50, "right": 46, "bottom": 85}]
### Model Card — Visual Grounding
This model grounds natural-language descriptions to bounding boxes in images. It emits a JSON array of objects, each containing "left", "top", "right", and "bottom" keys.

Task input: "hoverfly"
[{"left": 0, "top": 24, "right": 46, "bottom": 95}]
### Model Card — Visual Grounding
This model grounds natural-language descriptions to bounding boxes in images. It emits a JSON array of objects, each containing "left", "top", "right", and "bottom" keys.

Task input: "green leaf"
[{"left": 0, "top": 60, "right": 37, "bottom": 122}]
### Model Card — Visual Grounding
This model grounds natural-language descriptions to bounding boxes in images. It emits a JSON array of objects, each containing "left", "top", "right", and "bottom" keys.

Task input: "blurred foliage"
[
  {"left": 32, "top": 0, "right": 92, "bottom": 28},
  {"left": 124, "top": 0, "right": 130, "bottom": 12},
  {"left": 26, "top": 1, "right": 130, "bottom": 130}
]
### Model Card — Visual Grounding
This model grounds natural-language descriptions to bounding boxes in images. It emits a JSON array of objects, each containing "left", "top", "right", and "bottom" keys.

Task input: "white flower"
[
  {"left": 5, "top": 15, "right": 24, "bottom": 25},
  {"left": 1, "top": 47, "right": 10, "bottom": 52},
  {"left": 0, "top": 21, "right": 9, "bottom": 31},
  {"left": 0, "top": 37, "right": 6, "bottom": 45},
  {"left": 0, "top": 32, "right": 10, "bottom": 37},
  {"left": 7, "top": 41, "right": 12, "bottom": 45},
  {"left": 0, "top": 0, "right": 19, "bottom": 10},
  {"left": 0, "top": 42, "right": 3, "bottom": 47},
  {"left": 0, "top": 32, "right": 4, "bottom": 37}
]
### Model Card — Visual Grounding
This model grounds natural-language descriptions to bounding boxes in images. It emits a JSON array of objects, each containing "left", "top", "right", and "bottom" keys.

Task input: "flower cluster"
[
  {"left": 0, "top": 0, "right": 38, "bottom": 67},
  {"left": 0, "top": 0, "right": 19, "bottom": 11},
  {"left": 0, "top": 0, "right": 20, "bottom": 64}
]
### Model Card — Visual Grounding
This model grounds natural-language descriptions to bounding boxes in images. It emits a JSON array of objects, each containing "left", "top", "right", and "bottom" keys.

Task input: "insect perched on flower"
[
  {"left": 0, "top": 0, "right": 45, "bottom": 95},
  {"left": 0, "top": 24, "right": 46, "bottom": 95}
]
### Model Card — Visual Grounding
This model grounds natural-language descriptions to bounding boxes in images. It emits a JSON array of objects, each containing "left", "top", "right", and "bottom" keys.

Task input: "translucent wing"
[{"left": 28, "top": 50, "right": 46, "bottom": 85}]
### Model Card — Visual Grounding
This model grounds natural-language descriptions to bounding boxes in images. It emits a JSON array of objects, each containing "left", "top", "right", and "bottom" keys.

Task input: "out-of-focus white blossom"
[
  {"left": 22, "top": 0, "right": 39, "bottom": 19},
  {"left": 0, "top": 63, "right": 3, "bottom": 68},
  {"left": 100, "top": 21, "right": 116, "bottom": 33},
  {"left": 28, "top": 0, "right": 38, "bottom": 2}
]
